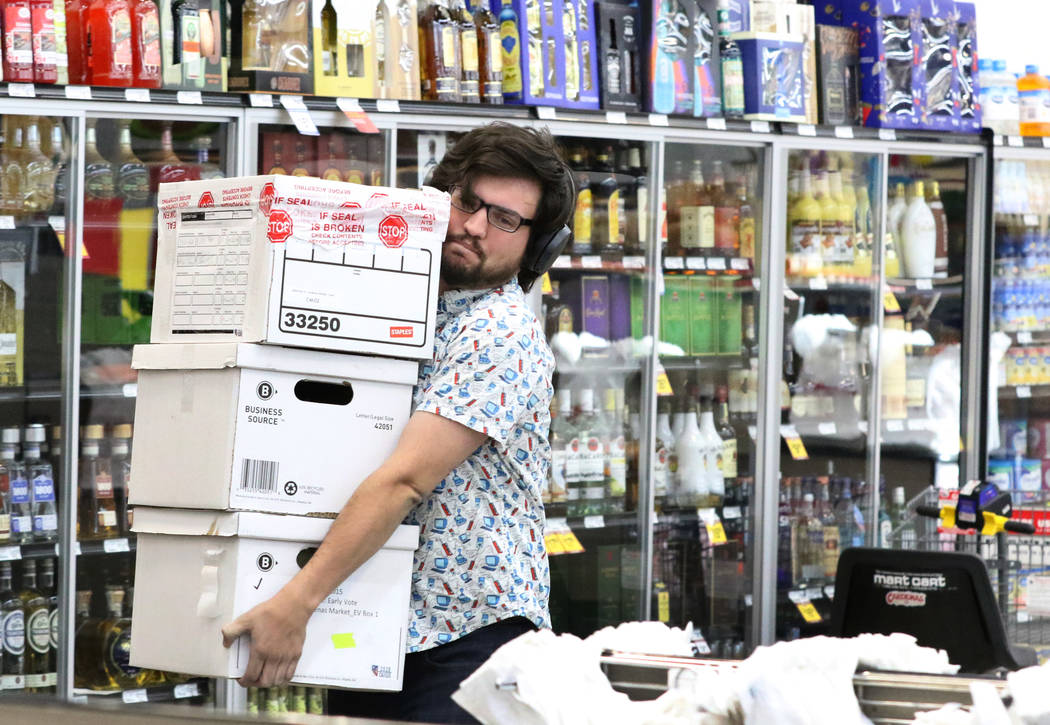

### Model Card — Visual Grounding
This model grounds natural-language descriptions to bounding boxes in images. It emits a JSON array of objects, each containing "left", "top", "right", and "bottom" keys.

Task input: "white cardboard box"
[
  {"left": 129, "top": 342, "right": 418, "bottom": 515},
  {"left": 152, "top": 176, "right": 448, "bottom": 360},
  {"left": 129, "top": 507, "right": 417, "bottom": 690}
]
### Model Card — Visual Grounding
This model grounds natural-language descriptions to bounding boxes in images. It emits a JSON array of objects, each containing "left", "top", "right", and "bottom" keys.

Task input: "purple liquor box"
[
  {"left": 561, "top": 275, "right": 612, "bottom": 351},
  {"left": 815, "top": 0, "right": 844, "bottom": 25},
  {"left": 920, "top": 0, "right": 959, "bottom": 131},
  {"left": 954, "top": 1, "right": 981, "bottom": 132},
  {"left": 732, "top": 32, "right": 807, "bottom": 122},
  {"left": 846, "top": 0, "right": 925, "bottom": 130},
  {"left": 608, "top": 274, "right": 631, "bottom": 342}
]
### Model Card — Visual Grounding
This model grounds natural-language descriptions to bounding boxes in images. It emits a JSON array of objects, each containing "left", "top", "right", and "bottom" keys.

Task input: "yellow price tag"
[
  {"left": 883, "top": 289, "right": 900, "bottom": 313},
  {"left": 784, "top": 434, "right": 809, "bottom": 460},
  {"left": 705, "top": 519, "right": 727, "bottom": 545},
  {"left": 541, "top": 272, "right": 553, "bottom": 295},
  {"left": 656, "top": 372, "right": 673, "bottom": 396},
  {"left": 544, "top": 533, "right": 566, "bottom": 555},
  {"left": 561, "top": 529, "right": 585, "bottom": 554},
  {"left": 657, "top": 589, "right": 670, "bottom": 623},
  {"left": 796, "top": 600, "right": 822, "bottom": 623}
]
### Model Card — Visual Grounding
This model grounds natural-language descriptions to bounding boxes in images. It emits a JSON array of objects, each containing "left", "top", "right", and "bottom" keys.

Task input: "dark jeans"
[{"left": 327, "top": 617, "right": 537, "bottom": 724}]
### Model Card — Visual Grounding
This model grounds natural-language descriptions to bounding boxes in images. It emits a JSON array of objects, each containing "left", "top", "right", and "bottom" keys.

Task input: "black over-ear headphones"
[{"left": 519, "top": 164, "right": 576, "bottom": 278}]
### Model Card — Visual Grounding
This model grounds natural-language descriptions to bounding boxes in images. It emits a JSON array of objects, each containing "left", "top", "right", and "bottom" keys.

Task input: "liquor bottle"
[
  {"left": 887, "top": 181, "right": 908, "bottom": 272},
  {"left": 575, "top": 389, "right": 605, "bottom": 517},
  {"left": 665, "top": 159, "right": 685, "bottom": 257},
  {"left": 888, "top": 486, "right": 915, "bottom": 549},
  {"left": 1, "top": 120, "right": 26, "bottom": 217},
  {"left": 24, "top": 425, "right": 56, "bottom": 543},
  {"left": 568, "top": 148, "right": 592, "bottom": 255},
  {"left": 113, "top": 120, "right": 149, "bottom": 209},
  {"left": 827, "top": 157, "right": 854, "bottom": 278},
  {"left": 547, "top": 392, "right": 573, "bottom": 509},
  {"left": 472, "top": 0, "right": 502, "bottom": 103},
  {"left": 715, "top": 385, "right": 737, "bottom": 495},
  {"left": 46, "top": 123, "right": 65, "bottom": 217},
  {"left": 680, "top": 159, "right": 714, "bottom": 256},
  {"left": 561, "top": 0, "right": 579, "bottom": 101},
  {"left": 291, "top": 140, "right": 311, "bottom": 177},
  {"left": 320, "top": 138, "right": 344, "bottom": 182},
  {"left": 834, "top": 479, "right": 862, "bottom": 551},
  {"left": 877, "top": 477, "right": 893, "bottom": 547},
  {"left": 21, "top": 118, "right": 55, "bottom": 214},
  {"left": 617, "top": 147, "right": 639, "bottom": 256},
  {"left": 38, "top": 559, "right": 57, "bottom": 692},
  {"left": 602, "top": 389, "right": 627, "bottom": 514},
  {"left": 654, "top": 398, "right": 675, "bottom": 510},
  {"left": 795, "top": 492, "right": 824, "bottom": 585},
  {"left": 900, "top": 181, "right": 936, "bottom": 279},
  {"left": 104, "top": 585, "right": 159, "bottom": 688},
  {"left": 130, "top": 0, "right": 161, "bottom": 87},
  {"left": 2, "top": 0, "right": 34, "bottom": 82},
  {"left": 628, "top": 147, "right": 649, "bottom": 256},
  {"left": 0, "top": 459, "right": 10, "bottom": 544},
  {"left": 591, "top": 147, "right": 620, "bottom": 260},
  {"left": 698, "top": 386, "right": 725, "bottom": 502},
  {"left": 674, "top": 397, "right": 706, "bottom": 508},
  {"left": 268, "top": 139, "right": 288, "bottom": 175},
  {"left": 421, "top": 0, "right": 462, "bottom": 102},
  {"left": 20, "top": 560, "right": 49, "bottom": 692},
  {"left": 170, "top": 0, "right": 200, "bottom": 68},
  {"left": 193, "top": 136, "right": 223, "bottom": 180},
  {"left": 543, "top": 281, "right": 573, "bottom": 338},
  {"left": 79, "top": 424, "right": 118, "bottom": 540},
  {"left": 2, "top": 429, "right": 30, "bottom": 545},
  {"left": 92, "top": 585, "right": 130, "bottom": 689},
  {"left": 716, "top": 0, "right": 743, "bottom": 118},
  {"left": 788, "top": 162, "right": 821, "bottom": 278},
  {"left": 625, "top": 397, "right": 639, "bottom": 513},
  {"left": 927, "top": 180, "right": 949, "bottom": 278},
  {"left": 818, "top": 478, "right": 839, "bottom": 579},
  {"left": 72, "top": 588, "right": 97, "bottom": 689},
  {"left": 0, "top": 561, "right": 24, "bottom": 692},
  {"left": 564, "top": 391, "right": 584, "bottom": 517},
  {"left": 736, "top": 179, "right": 755, "bottom": 262},
  {"left": 155, "top": 122, "right": 192, "bottom": 185},
  {"left": 319, "top": 0, "right": 338, "bottom": 76},
  {"left": 30, "top": 0, "right": 59, "bottom": 83},
  {"left": 815, "top": 167, "right": 839, "bottom": 275},
  {"left": 711, "top": 160, "right": 738, "bottom": 257},
  {"left": 524, "top": 0, "right": 542, "bottom": 98},
  {"left": 86, "top": 0, "right": 134, "bottom": 86},
  {"left": 450, "top": 0, "right": 480, "bottom": 103},
  {"left": 345, "top": 143, "right": 366, "bottom": 185},
  {"left": 498, "top": 0, "right": 522, "bottom": 102},
  {"left": 111, "top": 425, "right": 132, "bottom": 535},
  {"left": 373, "top": 0, "right": 387, "bottom": 89},
  {"left": 48, "top": 427, "right": 62, "bottom": 496}
]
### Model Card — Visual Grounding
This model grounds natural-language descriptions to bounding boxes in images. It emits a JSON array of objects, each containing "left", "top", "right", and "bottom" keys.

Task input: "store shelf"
[
  {"left": 999, "top": 384, "right": 1050, "bottom": 400},
  {"left": 550, "top": 254, "right": 649, "bottom": 273},
  {"left": 659, "top": 354, "right": 746, "bottom": 372},
  {"left": 75, "top": 536, "right": 136, "bottom": 557},
  {"left": 73, "top": 678, "right": 210, "bottom": 704},
  {"left": 0, "top": 536, "right": 135, "bottom": 561},
  {"left": 556, "top": 358, "right": 646, "bottom": 376},
  {"left": 663, "top": 256, "right": 754, "bottom": 275},
  {"left": 887, "top": 275, "right": 963, "bottom": 294},
  {"left": 1002, "top": 330, "right": 1050, "bottom": 346}
]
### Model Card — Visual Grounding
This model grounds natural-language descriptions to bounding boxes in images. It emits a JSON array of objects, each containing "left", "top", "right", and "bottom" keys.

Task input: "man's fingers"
[
  {"left": 259, "top": 658, "right": 282, "bottom": 689},
  {"left": 279, "top": 658, "right": 298, "bottom": 686},
  {"left": 221, "top": 616, "right": 249, "bottom": 648},
  {"left": 239, "top": 649, "right": 265, "bottom": 688}
]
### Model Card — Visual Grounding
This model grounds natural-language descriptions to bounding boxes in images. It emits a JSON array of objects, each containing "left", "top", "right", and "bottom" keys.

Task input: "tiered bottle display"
[{"left": 259, "top": 127, "right": 385, "bottom": 186}]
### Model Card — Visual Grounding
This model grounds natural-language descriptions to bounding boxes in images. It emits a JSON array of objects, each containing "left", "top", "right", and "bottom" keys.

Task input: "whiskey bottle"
[
  {"left": 84, "top": 120, "right": 116, "bottom": 202},
  {"left": 472, "top": 0, "right": 502, "bottom": 103},
  {"left": 86, "top": 0, "right": 134, "bottom": 86},
  {"left": 319, "top": 0, "right": 338, "bottom": 76},
  {"left": 170, "top": 0, "right": 201, "bottom": 68},
  {"left": 451, "top": 0, "right": 480, "bottom": 103},
  {"left": 1, "top": 119, "right": 26, "bottom": 216},
  {"left": 130, "top": 0, "right": 162, "bottom": 87},
  {"left": 291, "top": 140, "right": 311, "bottom": 177},
  {"left": 2, "top": 430, "right": 31, "bottom": 544},
  {"left": 50, "top": 122, "right": 71, "bottom": 216},
  {"left": 0, "top": 561, "right": 24, "bottom": 691},
  {"left": 569, "top": 148, "right": 591, "bottom": 255},
  {"left": 193, "top": 137, "right": 224, "bottom": 180},
  {"left": 72, "top": 588, "right": 98, "bottom": 689},
  {"left": 628, "top": 146, "right": 648, "bottom": 256},
  {"left": 268, "top": 139, "right": 288, "bottom": 175},
  {"left": 21, "top": 560, "right": 51, "bottom": 693},
  {"left": 576, "top": 0, "right": 593, "bottom": 93},
  {"left": 421, "top": 0, "right": 462, "bottom": 102},
  {"left": 156, "top": 122, "right": 192, "bottom": 185},
  {"left": 110, "top": 425, "right": 132, "bottom": 535},
  {"left": 79, "top": 424, "right": 118, "bottom": 540},
  {"left": 21, "top": 118, "right": 56, "bottom": 214},
  {"left": 24, "top": 425, "right": 57, "bottom": 543},
  {"left": 113, "top": 120, "right": 149, "bottom": 209},
  {"left": 320, "top": 138, "right": 344, "bottom": 181}
]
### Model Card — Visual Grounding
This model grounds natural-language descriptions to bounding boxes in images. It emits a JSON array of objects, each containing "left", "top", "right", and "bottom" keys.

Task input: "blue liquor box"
[
  {"left": 493, "top": 0, "right": 600, "bottom": 110},
  {"left": 731, "top": 32, "right": 807, "bottom": 122},
  {"left": 846, "top": 0, "right": 925, "bottom": 130},
  {"left": 919, "top": 0, "right": 958, "bottom": 131},
  {"left": 639, "top": 0, "right": 722, "bottom": 118},
  {"left": 954, "top": 1, "right": 981, "bottom": 132}
]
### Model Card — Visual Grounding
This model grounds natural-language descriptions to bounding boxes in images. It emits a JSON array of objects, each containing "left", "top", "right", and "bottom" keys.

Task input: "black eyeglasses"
[{"left": 448, "top": 185, "right": 534, "bottom": 233}]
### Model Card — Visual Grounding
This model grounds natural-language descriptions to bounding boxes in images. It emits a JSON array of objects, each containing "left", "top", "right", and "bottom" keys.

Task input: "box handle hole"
[
  {"left": 296, "top": 547, "right": 318, "bottom": 569},
  {"left": 294, "top": 380, "right": 354, "bottom": 406}
]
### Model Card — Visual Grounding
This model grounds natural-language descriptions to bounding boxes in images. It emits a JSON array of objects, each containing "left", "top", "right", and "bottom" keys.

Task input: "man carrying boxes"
[{"left": 218, "top": 122, "right": 574, "bottom": 724}]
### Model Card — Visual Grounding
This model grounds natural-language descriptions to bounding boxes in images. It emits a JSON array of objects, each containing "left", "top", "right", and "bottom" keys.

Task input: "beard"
[{"left": 440, "top": 233, "right": 521, "bottom": 290}]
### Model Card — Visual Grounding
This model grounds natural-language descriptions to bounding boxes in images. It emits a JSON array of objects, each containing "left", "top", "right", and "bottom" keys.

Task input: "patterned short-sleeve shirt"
[{"left": 405, "top": 278, "right": 553, "bottom": 652}]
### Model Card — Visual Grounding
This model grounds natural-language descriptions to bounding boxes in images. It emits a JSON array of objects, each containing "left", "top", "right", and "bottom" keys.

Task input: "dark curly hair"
[{"left": 426, "top": 122, "right": 574, "bottom": 292}]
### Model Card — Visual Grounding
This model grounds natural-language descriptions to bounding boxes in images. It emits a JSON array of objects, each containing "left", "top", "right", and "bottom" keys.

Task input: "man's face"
[{"left": 441, "top": 174, "right": 541, "bottom": 291}]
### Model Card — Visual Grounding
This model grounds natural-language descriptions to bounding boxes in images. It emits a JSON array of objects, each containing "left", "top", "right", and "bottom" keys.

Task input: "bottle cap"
[
  {"left": 1027, "top": 64, "right": 1040, "bottom": 76},
  {"left": 83, "top": 424, "right": 105, "bottom": 439},
  {"left": 978, "top": 59, "right": 991, "bottom": 71},
  {"left": 24, "top": 424, "right": 46, "bottom": 443},
  {"left": 112, "top": 423, "right": 133, "bottom": 439},
  {"left": 993, "top": 59, "right": 1007, "bottom": 71},
  {"left": 1, "top": 427, "right": 20, "bottom": 444}
]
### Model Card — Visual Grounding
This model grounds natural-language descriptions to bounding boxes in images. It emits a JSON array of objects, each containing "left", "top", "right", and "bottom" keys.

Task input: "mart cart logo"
[
  {"left": 886, "top": 590, "right": 926, "bottom": 607},
  {"left": 378, "top": 215, "right": 408, "bottom": 248},
  {"left": 260, "top": 182, "right": 276, "bottom": 216},
  {"left": 268, "top": 210, "right": 293, "bottom": 244},
  {"left": 198, "top": 191, "right": 215, "bottom": 208}
]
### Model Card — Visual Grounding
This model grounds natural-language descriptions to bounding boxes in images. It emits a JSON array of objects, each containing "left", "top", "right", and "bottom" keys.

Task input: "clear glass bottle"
[
  {"left": 84, "top": 120, "right": 116, "bottom": 202},
  {"left": 111, "top": 424, "right": 133, "bottom": 535},
  {"left": 113, "top": 120, "right": 149, "bottom": 209},
  {"left": 575, "top": 388, "right": 605, "bottom": 517},
  {"left": 24, "top": 425, "right": 56, "bottom": 542},
  {"left": 2, "top": 428, "right": 30, "bottom": 544},
  {"left": 192, "top": 136, "right": 224, "bottom": 180},
  {"left": 0, "top": 561, "right": 24, "bottom": 691},
  {"left": 674, "top": 398, "right": 706, "bottom": 508},
  {"left": 548, "top": 392, "right": 573, "bottom": 510},
  {"left": 602, "top": 389, "right": 627, "bottom": 514},
  {"left": 79, "top": 424, "right": 118, "bottom": 540},
  {"left": 21, "top": 118, "right": 55, "bottom": 214},
  {"left": 698, "top": 387, "right": 725, "bottom": 502},
  {"left": 319, "top": 0, "right": 338, "bottom": 76}
]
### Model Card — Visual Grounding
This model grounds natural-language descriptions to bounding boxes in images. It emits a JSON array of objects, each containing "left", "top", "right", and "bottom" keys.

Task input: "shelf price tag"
[
  {"left": 103, "top": 538, "right": 130, "bottom": 553},
  {"left": 808, "top": 276, "right": 828, "bottom": 290},
  {"left": 605, "top": 111, "right": 628, "bottom": 124},
  {"left": 797, "top": 124, "right": 817, "bottom": 136},
  {"left": 686, "top": 256, "right": 707, "bottom": 270},
  {"left": 834, "top": 126, "right": 854, "bottom": 139},
  {"left": 560, "top": 528, "right": 585, "bottom": 554},
  {"left": 551, "top": 255, "right": 572, "bottom": 269},
  {"left": 916, "top": 278, "right": 932, "bottom": 290},
  {"left": 279, "top": 95, "right": 319, "bottom": 136},
  {"left": 656, "top": 364, "right": 674, "bottom": 397},
  {"left": 336, "top": 97, "right": 379, "bottom": 134},
  {"left": 540, "top": 273, "right": 553, "bottom": 295},
  {"left": 885, "top": 419, "right": 905, "bottom": 432},
  {"left": 580, "top": 255, "right": 602, "bottom": 268},
  {"left": 817, "top": 422, "right": 837, "bottom": 436},
  {"left": 647, "top": 113, "right": 669, "bottom": 127},
  {"left": 0, "top": 216, "right": 15, "bottom": 230},
  {"left": 1017, "top": 385, "right": 1032, "bottom": 399},
  {"left": 375, "top": 99, "right": 401, "bottom": 113},
  {"left": 707, "top": 257, "right": 726, "bottom": 270},
  {"left": 1043, "top": 137, "right": 1050, "bottom": 149},
  {"left": 122, "top": 689, "right": 149, "bottom": 704},
  {"left": 0, "top": 546, "right": 21, "bottom": 561},
  {"left": 536, "top": 106, "right": 557, "bottom": 120},
  {"left": 878, "top": 128, "right": 897, "bottom": 141},
  {"left": 750, "top": 120, "right": 771, "bottom": 133},
  {"left": 1018, "top": 331, "right": 1034, "bottom": 344},
  {"left": 730, "top": 257, "right": 750, "bottom": 271},
  {"left": 176, "top": 90, "right": 202, "bottom": 105},
  {"left": 583, "top": 515, "right": 605, "bottom": 529},
  {"left": 622, "top": 255, "right": 646, "bottom": 269},
  {"left": 248, "top": 93, "right": 273, "bottom": 107},
  {"left": 781, "top": 424, "right": 808, "bottom": 460},
  {"left": 124, "top": 88, "right": 151, "bottom": 103},
  {"left": 543, "top": 518, "right": 568, "bottom": 555},
  {"left": 787, "top": 590, "right": 822, "bottom": 623},
  {"left": 173, "top": 683, "right": 200, "bottom": 699},
  {"left": 664, "top": 257, "right": 685, "bottom": 270},
  {"left": 706, "top": 117, "right": 727, "bottom": 131},
  {"left": 883, "top": 289, "right": 900, "bottom": 313},
  {"left": 64, "top": 85, "right": 92, "bottom": 100},
  {"left": 907, "top": 418, "right": 928, "bottom": 431},
  {"left": 698, "top": 508, "right": 727, "bottom": 545},
  {"left": 1008, "top": 136, "right": 1024, "bottom": 147},
  {"left": 8, "top": 83, "right": 35, "bottom": 98}
]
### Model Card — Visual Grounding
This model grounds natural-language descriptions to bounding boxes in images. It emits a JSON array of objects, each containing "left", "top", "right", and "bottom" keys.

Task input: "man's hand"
[{"left": 221, "top": 591, "right": 312, "bottom": 688}]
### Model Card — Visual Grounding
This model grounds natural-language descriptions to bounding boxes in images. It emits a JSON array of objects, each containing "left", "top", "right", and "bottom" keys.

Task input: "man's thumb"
[{"left": 221, "top": 617, "right": 249, "bottom": 648}]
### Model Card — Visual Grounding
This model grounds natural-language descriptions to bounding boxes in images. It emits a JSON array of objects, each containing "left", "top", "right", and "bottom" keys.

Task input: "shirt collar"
[{"left": 437, "top": 277, "right": 521, "bottom": 315}]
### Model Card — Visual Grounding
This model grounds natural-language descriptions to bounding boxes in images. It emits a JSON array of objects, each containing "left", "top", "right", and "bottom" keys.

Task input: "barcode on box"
[{"left": 240, "top": 458, "right": 279, "bottom": 492}]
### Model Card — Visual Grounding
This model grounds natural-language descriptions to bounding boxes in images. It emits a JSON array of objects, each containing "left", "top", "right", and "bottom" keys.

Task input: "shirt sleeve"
[{"left": 415, "top": 312, "right": 550, "bottom": 446}]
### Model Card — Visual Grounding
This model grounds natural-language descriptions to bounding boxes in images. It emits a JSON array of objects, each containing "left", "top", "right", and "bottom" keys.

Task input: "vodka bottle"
[
  {"left": 654, "top": 398, "right": 675, "bottom": 510},
  {"left": 575, "top": 389, "right": 606, "bottom": 517},
  {"left": 24, "top": 425, "right": 56, "bottom": 542},
  {"left": 564, "top": 392, "right": 584, "bottom": 517},
  {"left": 1, "top": 429, "right": 30, "bottom": 544},
  {"left": 698, "top": 388, "right": 725, "bottom": 501}
]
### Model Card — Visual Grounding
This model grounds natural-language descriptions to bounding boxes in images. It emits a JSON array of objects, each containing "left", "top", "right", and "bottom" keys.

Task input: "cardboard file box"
[
  {"left": 129, "top": 342, "right": 418, "bottom": 515},
  {"left": 130, "top": 507, "right": 418, "bottom": 691},
  {"left": 152, "top": 176, "right": 448, "bottom": 360}
]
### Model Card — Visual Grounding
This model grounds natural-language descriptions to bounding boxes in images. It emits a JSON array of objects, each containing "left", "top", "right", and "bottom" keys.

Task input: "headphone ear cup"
[{"left": 523, "top": 225, "right": 572, "bottom": 276}]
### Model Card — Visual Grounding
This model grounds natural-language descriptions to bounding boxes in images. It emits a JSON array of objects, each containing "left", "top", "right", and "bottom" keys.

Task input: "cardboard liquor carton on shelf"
[
  {"left": 151, "top": 176, "right": 447, "bottom": 359},
  {"left": 846, "top": 0, "right": 923, "bottom": 129},
  {"left": 375, "top": 0, "right": 421, "bottom": 100},
  {"left": 129, "top": 342, "right": 418, "bottom": 514},
  {"left": 311, "top": 0, "right": 374, "bottom": 98},
  {"left": 954, "top": 1, "right": 980, "bottom": 132},
  {"left": 560, "top": 274, "right": 611, "bottom": 355},
  {"left": 687, "top": 275, "right": 716, "bottom": 356},
  {"left": 815, "top": 0, "right": 843, "bottom": 25},
  {"left": 638, "top": 0, "right": 695, "bottom": 116},
  {"left": 749, "top": 1, "right": 802, "bottom": 33},
  {"left": 919, "top": 0, "right": 957, "bottom": 131},
  {"left": 160, "top": 0, "right": 228, "bottom": 91},
  {"left": 660, "top": 275, "right": 690, "bottom": 353},
  {"left": 229, "top": 0, "right": 312, "bottom": 94},
  {"left": 797, "top": 4, "right": 817, "bottom": 123},
  {"left": 817, "top": 24, "right": 860, "bottom": 125},
  {"left": 732, "top": 32, "right": 805, "bottom": 122},
  {"left": 595, "top": 0, "right": 641, "bottom": 111},
  {"left": 130, "top": 507, "right": 417, "bottom": 690}
]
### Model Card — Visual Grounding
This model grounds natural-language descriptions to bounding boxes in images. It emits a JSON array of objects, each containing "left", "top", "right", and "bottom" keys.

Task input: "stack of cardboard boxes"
[{"left": 127, "top": 175, "right": 450, "bottom": 691}]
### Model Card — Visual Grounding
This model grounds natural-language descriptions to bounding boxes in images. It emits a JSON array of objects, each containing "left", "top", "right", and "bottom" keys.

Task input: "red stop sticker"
[
  {"left": 268, "top": 209, "right": 293, "bottom": 243},
  {"left": 198, "top": 191, "right": 215, "bottom": 208},
  {"left": 260, "top": 182, "right": 276, "bottom": 216},
  {"left": 378, "top": 215, "right": 408, "bottom": 248}
]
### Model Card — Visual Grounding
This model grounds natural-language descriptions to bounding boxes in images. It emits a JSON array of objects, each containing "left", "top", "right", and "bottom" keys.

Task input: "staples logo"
[
  {"left": 886, "top": 591, "right": 927, "bottom": 607},
  {"left": 390, "top": 326, "right": 414, "bottom": 338}
]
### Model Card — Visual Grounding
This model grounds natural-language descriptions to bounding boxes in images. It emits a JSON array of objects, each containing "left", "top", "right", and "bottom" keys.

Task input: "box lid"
[
  {"left": 132, "top": 506, "right": 419, "bottom": 551},
  {"left": 131, "top": 342, "right": 420, "bottom": 386}
]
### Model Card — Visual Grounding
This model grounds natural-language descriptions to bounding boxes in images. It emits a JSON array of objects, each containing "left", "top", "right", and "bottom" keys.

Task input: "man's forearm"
[{"left": 279, "top": 470, "right": 424, "bottom": 615}]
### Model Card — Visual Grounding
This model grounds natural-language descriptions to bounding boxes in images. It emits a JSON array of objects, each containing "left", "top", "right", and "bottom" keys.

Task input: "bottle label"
[
  {"left": 608, "top": 189, "right": 621, "bottom": 247},
  {"left": 31, "top": 4, "right": 57, "bottom": 69},
  {"left": 0, "top": 513, "right": 9, "bottom": 539},
  {"left": 487, "top": 32, "right": 502, "bottom": 79},
  {"left": 112, "top": 8, "right": 133, "bottom": 70},
  {"left": 607, "top": 435, "right": 627, "bottom": 497},
  {"left": 10, "top": 476, "right": 29, "bottom": 504},
  {"left": 714, "top": 205, "right": 738, "bottom": 251},
  {"left": 26, "top": 608, "right": 49, "bottom": 654},
  {"left": 0, "top": 333, "right": 15, "bottom": 357},
  {"left": 11, "top": 515, "right": 31, "bottom": 534},
  {"left": 823, "top": 525, "right": 840, "bottom": 578},
  {"left": 2, "top": 609, "right": 25, "bottom": 655},
  {"left": 85, "top": 163, "right": 115, "bottom": 200},
  {"left": 699, "top": 206, "right": 715, "bottom": 248},
  {"left": 95, "top": 472, "right": 114, "bottom": 498},
  {"left": 550, "top": 448, "right": 568, "bottom": 502},
  {"left": 500, "top": 20, "right": 522, "bottom": 94},
  {"left": 580, "top": 436, "right": 605, "bottom": 480},
  {"left": 565, "top": 438, "right": 582, "bottom": 484},
  {"left": 574, "top": 188, "right": 592, "bottom": 244},
  {"left": 33, "top": 513, "right": 57, "bottom": 534},
  {"left": 739, "top": 216, "right": 755, "bottom": 258},
  {"left": 653, "top": 447, "right": 669, "bottom": 497},
  {"left": 637, "top": 186, "right": 649, "bottom": 245},
  {"left": 1020, "top": 89, "right": 1050, "bottom": 124},
  {"left": 108, "top": 629, "right": 141, "bottom": 678},
  {"left": 141, "top": 10, "right": 161, "bottom": 71},
  {"left": 442, "top": 26, "right": 456, "bottom": 69},
  {"left": 791, "top": 220, "right": 821, "bottom": 254},
  {"left": 32, "top": 475, "right": 54, "bottom": 503},
  {"left": 118, "top": 164, "right": 150, "bottom": 205},
  {"left": 1, "top": 673, "right": 24, "bottom": 690},
  {"left": 879, "top": 518, "right": 892, "bottom": 548},
  {"left": 98, "top": 509, "right": 118, "bottom": 528},
  {"left": 461, "top": 30, "right": 479, "bottom": 72},
  {"left": 906, "top": 377, "right": 926, "bottom": 410},
  {"left": 178, "top": 9, "right": 200, "bottom": 65},
  {"left": 722, "top": 57, "right": 744, "bottom": 114},
  {"left": 721, "top": 438, "right": 737, "bottom": 479},
  {"left": 4, "top": 5, "right": 33, "bottom": 65}
]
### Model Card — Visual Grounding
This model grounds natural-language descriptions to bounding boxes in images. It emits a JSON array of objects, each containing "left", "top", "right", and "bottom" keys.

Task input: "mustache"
[{"left": 444, "top": 234, "right": 483, "bottom": 256}]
